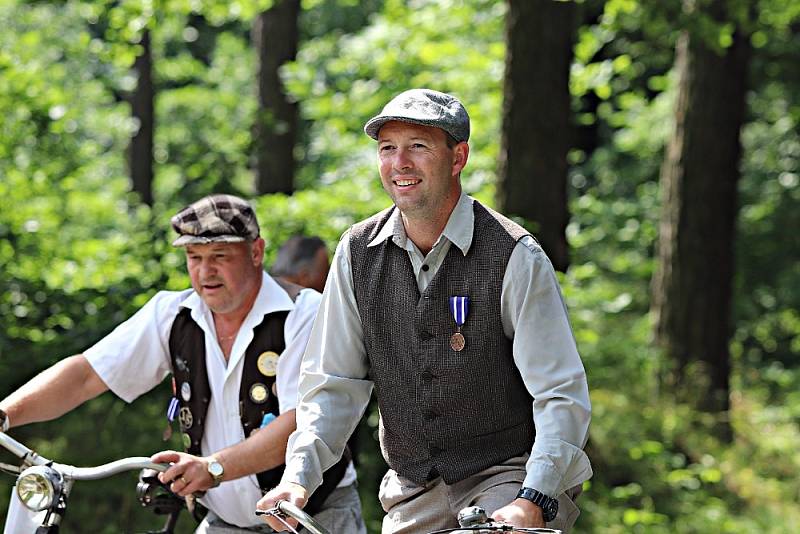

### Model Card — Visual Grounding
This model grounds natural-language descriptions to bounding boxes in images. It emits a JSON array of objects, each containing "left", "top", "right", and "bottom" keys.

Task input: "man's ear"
[
  {"left": 452, "top": 142, "right": 469, "bottom": 176},
  {"left": 251, "top": 237, "right": 266, "bottom": 267}
]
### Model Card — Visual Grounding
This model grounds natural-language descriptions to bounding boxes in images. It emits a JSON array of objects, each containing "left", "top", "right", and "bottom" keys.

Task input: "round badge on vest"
[
  {"left": 271, "top": 382, "right": 278, "bottom": 397},
  {"left": 182, "top": 433, "right": 191, "bottom": 449},
  {"left": 257, "top": 351, "right": 279, "bottom": 377},
  {"left": 178, "top": 407, "right": 194, "bottom": 430},
  {"left": 250, "top": 383, "right": 269, "bottom": 404},
  {"left": 175, "top": 356, "right": 189, "bottom": 373},
  {"left": 180, "top": 382, "right": 192, "bottom": 402}
]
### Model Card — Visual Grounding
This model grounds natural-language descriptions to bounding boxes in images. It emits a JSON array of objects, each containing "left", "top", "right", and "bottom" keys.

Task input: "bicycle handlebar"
[
  {"left": 64, "top": 458, "right": 167, "bottom": 480},
  {"left": 1, "top": 430, "right": 168, "bottom": 479},
  {"left": 0, "top": 430, "right": 49, "bottom": 467},
  {"left": 255, "top": 500, "right": 329, "bottom": 534}
]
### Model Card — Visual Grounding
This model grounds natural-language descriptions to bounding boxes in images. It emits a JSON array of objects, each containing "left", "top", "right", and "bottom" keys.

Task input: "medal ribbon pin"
[
  {"left": 164, "top": 378, "right": 180, "bottom": 441},
  {"left": 449, "top": 295, "right": 469, "bottom": 352}
]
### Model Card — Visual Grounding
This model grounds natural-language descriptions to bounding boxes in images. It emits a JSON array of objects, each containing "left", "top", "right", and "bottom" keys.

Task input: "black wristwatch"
[{"left": 516, "top": 487, "right": 558, "bottom": 522}]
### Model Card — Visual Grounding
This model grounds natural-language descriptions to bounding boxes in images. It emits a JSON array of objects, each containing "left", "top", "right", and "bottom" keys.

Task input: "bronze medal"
[
  {"left": 449, "top": 296, "right": 469, "bottom": 352},
  {"left": 450, "top": 332, "right": 466, "bottom": 351},
  {"left": 178, "top": 407, "right": 194, "bottom": 430}
]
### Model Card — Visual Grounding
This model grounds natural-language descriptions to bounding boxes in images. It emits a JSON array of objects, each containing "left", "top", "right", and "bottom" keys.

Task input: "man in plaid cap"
[
  {"left": 0, "top": 194, "right": 365, "bottom": 533},
  {"left": 259, "top": 89, "right": 592, "bottom": 533}
]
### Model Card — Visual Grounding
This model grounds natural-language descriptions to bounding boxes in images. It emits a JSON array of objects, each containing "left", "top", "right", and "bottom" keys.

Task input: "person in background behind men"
[
  {"left": 0, "top": 194, "right": 365, "bottom": 534},
  {"left": 257, "top": 88, "right": 592, "bottom": 533},
  {"left": 271, "top": 233, "right": 368, "bottom": 467},
  {"left": 271, "top": 235, "right": 330, "bottom": 293}
]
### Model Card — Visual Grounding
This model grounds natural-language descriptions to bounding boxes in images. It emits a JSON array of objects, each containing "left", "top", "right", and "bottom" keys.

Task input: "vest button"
[
  {"left": 429, "top": 446, "right": 442, "bottom": 456},
  {"left": 421, "top": 330, "right": 434, "bottom": 340},
  {"left": 420, "top": 371, "right": 434, "bottom": 383},
  {"left": 424, "top": 409, "right": 437, "bottom": 421}
]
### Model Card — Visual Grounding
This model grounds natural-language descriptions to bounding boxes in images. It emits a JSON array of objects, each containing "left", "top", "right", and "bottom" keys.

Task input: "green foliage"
[
  {"left": 1, "top": 0, "right": 799, "bottom": 532},
  {"left": 154, "top": 30, "right": 258, "bottom": 204},
  {"left": 282, "top": 0, "right": 506, "bottom": 196}
]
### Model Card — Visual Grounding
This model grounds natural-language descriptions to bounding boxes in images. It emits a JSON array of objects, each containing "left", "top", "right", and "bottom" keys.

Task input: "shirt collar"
[
  {"left": 368, "top": 206, "right": 407, "bottom": 249},
  {"left": 440, "top": 192, "right": 474, "bottom": 256},
  {"left": 368, "top": 192, "right": 475, "bottom": 256}
]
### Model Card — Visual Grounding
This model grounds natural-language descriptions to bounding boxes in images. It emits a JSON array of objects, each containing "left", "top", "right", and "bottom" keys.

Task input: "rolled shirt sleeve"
[
  {"left": 84, "top": 290, "right": 185, "bottom": 402},
  {"left": 503, "top": 237, "right": 592, "bottom": 496},
  {"left": 282, "top": 233, "right": 374, "bottom": 492}
]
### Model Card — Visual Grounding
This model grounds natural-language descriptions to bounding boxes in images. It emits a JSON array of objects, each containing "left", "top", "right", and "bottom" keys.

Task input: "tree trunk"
[
  {"left": 252, "top": 0, "right": 301, "bottom": 195},
  {"left": 129, "top": 29, "right": 154, "bottom": 206},
  {"left": 651, "top": 3, "right": 750, "bottom": 426},
  {"left": 497, "top": 0, "right": 577, "bottom": 272}
]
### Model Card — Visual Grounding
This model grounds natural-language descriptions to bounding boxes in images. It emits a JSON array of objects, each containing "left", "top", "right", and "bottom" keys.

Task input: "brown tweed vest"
[{"left": 349, "top": 200, "right": 535, "bottom": 485}]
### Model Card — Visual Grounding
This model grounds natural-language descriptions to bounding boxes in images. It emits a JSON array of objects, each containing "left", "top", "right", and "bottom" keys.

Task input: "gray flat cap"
[
  {"left": 171, "top": 194, "right": 260, "bottom": 247},
  {"left": 364, "top": 88, "right": 470, "bottom": 143}
]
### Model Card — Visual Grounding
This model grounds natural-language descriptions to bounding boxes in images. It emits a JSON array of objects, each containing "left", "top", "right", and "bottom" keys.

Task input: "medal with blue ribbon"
[
  {"left": 163, "top": 377, "right": 179, "bottom": 441},
  {"left": 449, "top": 295, "right": 469, "bottom": 351}
]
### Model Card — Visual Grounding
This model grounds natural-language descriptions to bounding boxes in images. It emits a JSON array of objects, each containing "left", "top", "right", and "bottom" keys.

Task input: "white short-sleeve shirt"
[{"left": 85, "top": 272, "right": 326, "bottom": 527}]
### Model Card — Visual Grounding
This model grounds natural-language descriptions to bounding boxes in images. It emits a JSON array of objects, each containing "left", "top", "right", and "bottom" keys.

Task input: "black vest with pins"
[
  {"left": 349, "top": 200, "right": 535, "bottom": 485},
  {"left": 168, "top": 281, "right": 348, "bottom": 514}
]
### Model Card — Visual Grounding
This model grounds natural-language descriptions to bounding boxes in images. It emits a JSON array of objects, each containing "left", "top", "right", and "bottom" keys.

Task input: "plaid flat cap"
[
  {"left": 364, "top": 88, "right": 470, "bottom": 143},
  {"left": 171, "top": 194, "right": 260, "bottom": 247}
]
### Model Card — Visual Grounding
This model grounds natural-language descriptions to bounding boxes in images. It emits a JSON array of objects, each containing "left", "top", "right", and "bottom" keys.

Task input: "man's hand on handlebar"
[
  {"left": 256, "top": 482, "right": 309, "bottom": 531},
  {"left": 151, "top": 450, "right": 216, "bottom": 497},
  {"left": 490, "top": 498, "right": 546, "bottom": 529}
]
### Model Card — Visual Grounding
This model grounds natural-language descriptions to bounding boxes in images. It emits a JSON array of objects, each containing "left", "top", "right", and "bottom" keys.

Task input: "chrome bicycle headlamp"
[{"left": 16, "top": 465, "right": 62, "bottom": 512}]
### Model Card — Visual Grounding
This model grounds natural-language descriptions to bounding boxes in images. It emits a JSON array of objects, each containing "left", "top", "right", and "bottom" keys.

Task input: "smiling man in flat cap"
[
  {"left": 258, "top": 89, "right": 592, "bottom": 533},
  {"left": 0, "top": 194, "right": 365, "bottom": 533}
]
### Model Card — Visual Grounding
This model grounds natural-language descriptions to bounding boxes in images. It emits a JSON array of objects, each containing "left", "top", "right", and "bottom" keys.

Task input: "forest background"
[{"left": 1, "top": 0, "right": 798, "bottom": 532}]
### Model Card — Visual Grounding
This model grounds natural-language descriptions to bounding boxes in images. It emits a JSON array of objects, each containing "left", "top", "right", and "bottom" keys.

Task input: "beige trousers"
[{"left": 379, "top": 454, "right": 581, "bottom": 534}]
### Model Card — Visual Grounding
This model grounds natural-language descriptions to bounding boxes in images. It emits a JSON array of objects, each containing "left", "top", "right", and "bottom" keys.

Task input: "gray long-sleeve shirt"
[{"left": 283, "top": 193, "right": 592, "bottom": 497}]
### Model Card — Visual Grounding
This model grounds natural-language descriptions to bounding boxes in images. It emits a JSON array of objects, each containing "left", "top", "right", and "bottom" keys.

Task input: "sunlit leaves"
[{"left": 282, "top": 0, "right": 505, "bottom": 194}]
